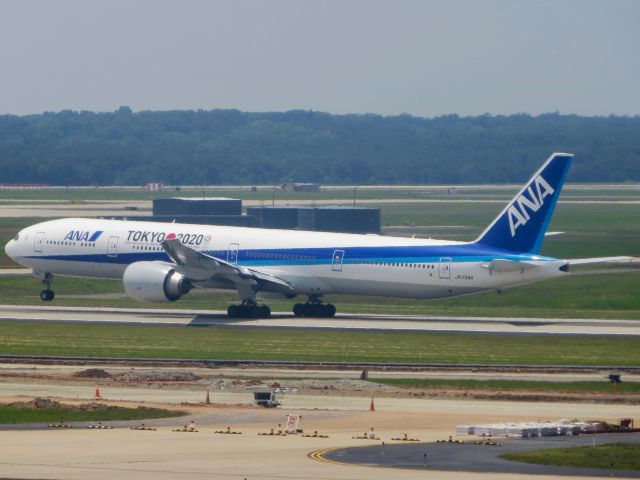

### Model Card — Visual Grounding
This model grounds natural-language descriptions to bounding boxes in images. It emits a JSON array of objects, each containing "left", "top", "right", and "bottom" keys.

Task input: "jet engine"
[{"left": 123, "top": 261, "right": 192, "bottom": 303}]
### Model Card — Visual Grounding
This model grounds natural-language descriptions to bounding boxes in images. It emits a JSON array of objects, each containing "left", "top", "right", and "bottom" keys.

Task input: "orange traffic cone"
[
  {"left": 205, "top": 389, "right": 211, "bottom": 404},
  {"left": 369, "top": 396, "right": 375, "bottom": 412},
  {"left": 94, "top": 386, "right": 102, "bottom": 399}
]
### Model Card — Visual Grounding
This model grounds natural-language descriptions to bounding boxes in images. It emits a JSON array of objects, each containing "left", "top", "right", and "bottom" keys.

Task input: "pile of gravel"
[
  {"left": 7, "top": 397, "right": 125, "bottom": 412},
  {"left": 8, "top": 397, "right": 66, "bottom": 409},
  {"left": 73, "top": 368, "right": 112, "bottom": 379},
  {"left": 115, "top": 371, "right": 201, "bottom": 382}
]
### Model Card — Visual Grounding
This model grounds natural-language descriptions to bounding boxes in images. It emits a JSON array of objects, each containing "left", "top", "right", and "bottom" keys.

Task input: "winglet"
[{"left": 474, "top": 153, "right": 573, "bottom": 253}]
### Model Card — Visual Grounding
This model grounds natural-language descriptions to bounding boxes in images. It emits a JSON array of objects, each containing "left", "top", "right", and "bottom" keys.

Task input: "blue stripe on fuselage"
[{"left": 26, "top": 243, "right": 557, "bottom": 266}]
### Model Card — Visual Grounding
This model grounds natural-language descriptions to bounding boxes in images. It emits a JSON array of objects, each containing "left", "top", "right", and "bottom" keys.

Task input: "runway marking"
[
  {"left": 308, "top": 447, "right": 342, "bottom": 465},
  {"left": 309, "top": 445, "right": 399, "bottom": 471}
]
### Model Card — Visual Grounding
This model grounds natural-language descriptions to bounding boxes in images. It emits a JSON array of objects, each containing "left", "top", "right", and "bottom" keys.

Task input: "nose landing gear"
[
  {"left": 293, "top": 295, "right": 336, "bottom": 317},
  {"left": 40, "top": 273, "right": 55, "bottom": 301}
]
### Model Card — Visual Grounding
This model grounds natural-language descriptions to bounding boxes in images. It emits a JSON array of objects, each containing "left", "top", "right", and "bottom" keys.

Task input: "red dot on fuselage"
[{"left": 166, "top": 233, "right": 176, "bottom": 239}]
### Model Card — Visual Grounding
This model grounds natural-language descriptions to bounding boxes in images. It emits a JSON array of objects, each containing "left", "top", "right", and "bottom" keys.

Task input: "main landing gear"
[
  {"left": 227, "top": 300, "right": 271, "bottom": 319},
  {"left": 293, "top": 295, "right": 336, "bottom": 318},
  {"left": 40, "top": 273, "right": 55, "bottom": 302}
]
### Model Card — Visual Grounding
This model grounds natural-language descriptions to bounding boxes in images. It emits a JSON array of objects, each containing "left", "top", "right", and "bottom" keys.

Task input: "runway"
[{"left": 1, "top": 304, "right": 639, "bottom": 336}]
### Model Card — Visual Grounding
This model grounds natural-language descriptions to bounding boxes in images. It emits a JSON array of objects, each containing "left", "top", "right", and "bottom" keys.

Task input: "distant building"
[
  {"left": 248, "top": 206, "right": 380, "bottom": 233},
  {"left": 126, "top": 197, "right": 382, "bottom": 234},
  {"left": 153, "top": 197, "right": 242, "bottom": 216},
  {"left": 109, "top": 214, "right": 253, "bottom": 227},
  {"left": 281, "top": 182, "right": 321, "bottom": 193},
  {"left": 144, "top": 182, "right": 163, "bottom": 192},
  {"left": 247, "top": 206, "right": 299, "bottom": 230}
]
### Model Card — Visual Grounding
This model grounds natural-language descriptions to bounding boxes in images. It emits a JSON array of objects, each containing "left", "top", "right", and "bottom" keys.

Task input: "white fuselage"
[{"left": 5, "top": 217, "right": 567, "bottom": 301}]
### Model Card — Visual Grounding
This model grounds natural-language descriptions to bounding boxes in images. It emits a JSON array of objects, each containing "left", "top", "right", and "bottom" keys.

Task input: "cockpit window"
[{"left": 13, "top": 234, "right": 19, "bottom": 241}]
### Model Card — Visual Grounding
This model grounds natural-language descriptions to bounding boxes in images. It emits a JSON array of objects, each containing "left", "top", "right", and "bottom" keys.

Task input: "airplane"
[{"left": 4, "top": 152, "right": 633, "bottom": 319}]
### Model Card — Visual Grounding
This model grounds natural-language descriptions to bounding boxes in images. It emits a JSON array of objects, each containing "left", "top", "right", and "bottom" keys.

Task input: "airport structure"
[
  {"left": 152, "top": 197, "right": 242, "bottom": 216},
  {"left": 248, "top": 205, "right": 381, "bottom": 233},
  {"left": 144, "top": 198, "right": 382, "bottom": 233},
  {"left": 280, "top": 182, "right": 321, "bottom": 193}
]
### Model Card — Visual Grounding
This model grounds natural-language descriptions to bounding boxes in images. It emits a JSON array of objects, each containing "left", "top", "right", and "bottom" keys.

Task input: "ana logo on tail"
[{"left": 507, "top": 175, "right": 555, "bottom": 237}]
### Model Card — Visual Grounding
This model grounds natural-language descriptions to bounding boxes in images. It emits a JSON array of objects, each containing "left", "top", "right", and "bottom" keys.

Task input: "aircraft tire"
[
  {"left": 227, "top": 305, "right": 239, "bottom": 318},
  {"left": 40, "top": 290, "right": 54, "bottom": 301},
  {"left": 259, "top": 305, "right": 271, "bottom": 318},
  {"left": 293, "top": 303, "right": 305, "bottom": 317},
  {"left": 325, "top": 304, "right": 336, "bottom": 317}
]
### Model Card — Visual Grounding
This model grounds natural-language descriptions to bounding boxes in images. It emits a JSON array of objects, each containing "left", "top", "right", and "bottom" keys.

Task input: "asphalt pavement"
[{"left": 323, "top": 432, "right": 640, "bottom": 477}]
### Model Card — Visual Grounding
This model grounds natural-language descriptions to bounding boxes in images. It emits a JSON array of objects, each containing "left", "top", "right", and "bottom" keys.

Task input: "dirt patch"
[
  {"left": 395, "top": 388, "right": 640, "bottom": 404},
  {"left": 8, "top": 397, "right": 66, "bottom": 409},
  {"left": 6, "top": 397, "right": 129, "bottom": 411},
  {"left": 73, "top": 368, "right": 112, "bottom": 379}
]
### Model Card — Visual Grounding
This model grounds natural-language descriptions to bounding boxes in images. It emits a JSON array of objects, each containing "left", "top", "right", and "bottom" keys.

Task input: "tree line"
[{"left": 0, "top": 107, "right": 638, "bottom": 185}]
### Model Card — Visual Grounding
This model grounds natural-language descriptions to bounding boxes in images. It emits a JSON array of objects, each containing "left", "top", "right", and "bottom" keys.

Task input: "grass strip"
[
  {"left": 0, "top": 321, "right": 639, "bottom": 366},
  {"left": 371, "top": 378, "right": 640, "bottom": 394},
  {"left": 0, "top": 405, "right": 186, "bottom": 424},
  {"left": 501, "top": 443, "right": 640, "bottom": 471}
]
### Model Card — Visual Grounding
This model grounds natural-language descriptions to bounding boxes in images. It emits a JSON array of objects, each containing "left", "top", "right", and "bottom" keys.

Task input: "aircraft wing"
[
  {"left": 161, "top": 239, "right": 296, "bottom": 297},
  {"left": 564, "top": 256, "right": 636, "bottom": 266},
  {"left": 481, "top": 259, "right": 539, "bottom": 274}
]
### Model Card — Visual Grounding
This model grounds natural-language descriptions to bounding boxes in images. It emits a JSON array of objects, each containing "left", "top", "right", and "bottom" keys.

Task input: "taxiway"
[{"left": 1, "top": 304, "right": 639, "bottom": 336}]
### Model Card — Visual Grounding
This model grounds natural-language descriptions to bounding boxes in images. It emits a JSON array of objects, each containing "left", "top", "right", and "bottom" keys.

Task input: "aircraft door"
[
  {"left": 107, "top": 236, "right": 119, "bottom": 258},
  {"left": 332, "top": 249, "right": 345, "bottom": 272},
  {"left": 34, "top": 232, "right": 45, "bottom": 254},
  {"left": 227, "top": 243, "right": 239, "bottom": 264},
  {"left": 439, "top": 257, "right": 452, "bottom": 279}
]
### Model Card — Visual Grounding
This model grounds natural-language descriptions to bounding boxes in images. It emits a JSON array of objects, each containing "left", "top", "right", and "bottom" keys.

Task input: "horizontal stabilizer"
[
  {"left": 565, "top": 256, "right": 635, "bottom": 266},
  {"left": 481, "top": 259, "right": 538, "bottom": 274}
]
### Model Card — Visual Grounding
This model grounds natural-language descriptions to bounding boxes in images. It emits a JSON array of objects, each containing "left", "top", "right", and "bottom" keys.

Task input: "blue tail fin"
[{"left": 474, "top": 153, "right": 573, "bottom": 254}]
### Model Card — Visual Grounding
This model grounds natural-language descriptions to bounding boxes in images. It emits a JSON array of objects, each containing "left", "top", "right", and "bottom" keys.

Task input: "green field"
[
  {"left": 372, "top": 378, "right": 640, "bottom": 394},
  {"left": 1, "top": 321, "right": 639, "bottom": 365},
  {"left": 501, "top": 443, "right": 640, "bottom": 471},
  {"left": 0, "top": 405, "right": 186, "bottom": 424}
]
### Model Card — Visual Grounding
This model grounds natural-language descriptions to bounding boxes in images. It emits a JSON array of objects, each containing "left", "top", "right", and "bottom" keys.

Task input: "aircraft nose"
[{"left": 5, "top": 238, "right": 18, "bottom": 261}]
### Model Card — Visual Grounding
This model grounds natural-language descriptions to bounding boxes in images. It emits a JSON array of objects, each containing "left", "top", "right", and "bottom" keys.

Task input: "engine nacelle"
[{"left": 123, "top": 261, "right": 192, "bottom": 303}]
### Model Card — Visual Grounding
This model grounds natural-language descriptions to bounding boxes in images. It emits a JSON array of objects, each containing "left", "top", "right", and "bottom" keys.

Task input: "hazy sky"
[{"left": 0, "top": 0, "right": 638, "bottom": 117}]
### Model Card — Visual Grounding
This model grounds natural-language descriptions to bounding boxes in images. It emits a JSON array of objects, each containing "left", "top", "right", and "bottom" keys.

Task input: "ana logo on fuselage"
[
  {"left": 507, "top": 175, "right": 555, "bottom": 237},
  {"left": 64, "top": 230, "right": 103, "bottom": 242}
]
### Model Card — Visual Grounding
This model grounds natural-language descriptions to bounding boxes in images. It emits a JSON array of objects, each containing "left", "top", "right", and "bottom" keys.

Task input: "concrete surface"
[
  {"left": 0, "top": 383, "right": 639, "bottom": 479},
  {"left": 1, "top": 304, "right": 640, "bottom": 336}
]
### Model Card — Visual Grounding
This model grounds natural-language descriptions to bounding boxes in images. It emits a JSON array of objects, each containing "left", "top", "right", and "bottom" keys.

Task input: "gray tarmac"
[
  {"left": 324, "top": 432, "right": 640, "bottom": 477},
  {"left": 1, "top": 304, "right": 640, "bottom": 336}
]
